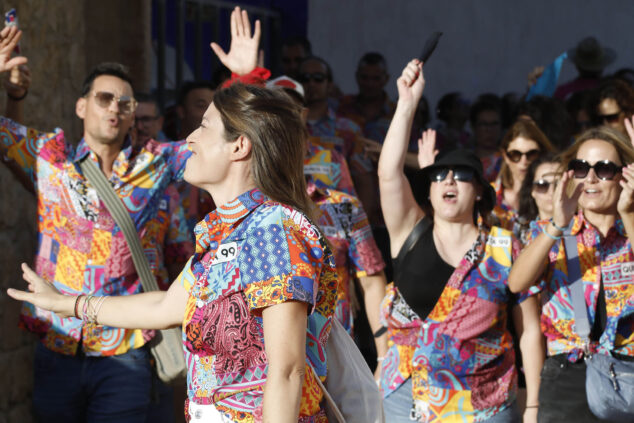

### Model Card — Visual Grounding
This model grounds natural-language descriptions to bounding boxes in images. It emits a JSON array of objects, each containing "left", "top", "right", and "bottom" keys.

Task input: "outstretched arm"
[
  {"left": 7, "top": 263, "right": 188, "bottom": 330},
  {"left": 0, "top": 26, "right": 27, "bottom": 74},
  {"left": 378, "top": 59, "right": 426, "bottom": 257},
  {"left": 210, "top": 6, "right": 261, "bottom": 76}
]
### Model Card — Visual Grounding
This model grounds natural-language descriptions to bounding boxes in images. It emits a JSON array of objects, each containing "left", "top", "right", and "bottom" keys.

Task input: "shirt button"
[
  {"left": 197, "top": 300, "right": 204, "bottom": 308},
  {"left": 194, "top": 409, "right": 202, "bottom": 419},
  {"left": 422, "top": 323, "right": 429, "bottom": 329}
]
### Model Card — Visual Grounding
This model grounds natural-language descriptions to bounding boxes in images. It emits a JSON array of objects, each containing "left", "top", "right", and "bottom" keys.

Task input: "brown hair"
[
  {"left": 559, "top": 125, "right": 634, "bottom": 169},
  {"left": 500, "top": 119, "right": 556, "bottom": 188},
  {"left": 213, "top": 83, "right": 314, "bottom": 219}
]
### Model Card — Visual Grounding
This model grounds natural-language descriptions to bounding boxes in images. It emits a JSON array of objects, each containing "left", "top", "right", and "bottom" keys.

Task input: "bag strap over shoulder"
[
  {"left": 395, "top": 216, "right": 431, "bottom": 265},
  {"left": 79, "top": 158, "right": 159, "bottom": 292},
  {"left": 563, "top": 231, "right": 591, "bottom": 344}
]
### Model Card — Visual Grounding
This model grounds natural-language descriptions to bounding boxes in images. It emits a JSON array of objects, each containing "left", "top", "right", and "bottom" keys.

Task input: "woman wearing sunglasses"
[
  {"left": 516, "top": 154, "right": 562, "bottom": 244},
  {"left": 491, "top": 120, "right": 556, "bottom": 238},
  {"left": 377, "top": 58, "right": 543, "bottom": 423},
  {"left": 593, "top": 78, "right": 634, "bottom": 137},
  {"left": 509, "top": 126, "right": 634, "bottom": 422}
]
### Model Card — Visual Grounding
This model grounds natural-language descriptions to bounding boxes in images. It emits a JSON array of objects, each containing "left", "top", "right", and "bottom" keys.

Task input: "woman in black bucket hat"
[{"left": 376, "top": 58, "right": 543, "bottom": 423}]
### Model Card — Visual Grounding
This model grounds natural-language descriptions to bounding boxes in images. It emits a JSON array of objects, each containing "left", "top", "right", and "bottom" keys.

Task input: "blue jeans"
[
  {"left": 383, "top": 378, "right": 520, "bottom": 422},
  {"left": 32, "top": 343, "right": 152, "bottom": 423}
]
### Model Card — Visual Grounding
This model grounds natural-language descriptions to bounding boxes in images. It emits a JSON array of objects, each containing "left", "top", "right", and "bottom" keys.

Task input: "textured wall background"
[
  {"left": 0, "top": 2, "right": 150, "bottom": 421},
  {"left": 308, "top": 0, "right": 634, "bottom": 123}
]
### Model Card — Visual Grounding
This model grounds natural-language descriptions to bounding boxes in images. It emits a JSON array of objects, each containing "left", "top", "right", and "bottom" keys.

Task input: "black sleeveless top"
[{"left": 392, "top": 222, "right": 455, "bottom": 320}]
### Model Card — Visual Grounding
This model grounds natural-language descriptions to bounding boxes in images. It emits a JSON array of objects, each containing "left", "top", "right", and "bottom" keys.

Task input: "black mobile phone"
[{"left": 419, "top": 31, "right": 442, "bottom": 64}]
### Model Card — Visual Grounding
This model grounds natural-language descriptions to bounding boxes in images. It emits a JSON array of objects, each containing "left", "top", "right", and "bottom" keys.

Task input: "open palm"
[{"left": 210, "top": 7, "right": 260, "bottom": 76}]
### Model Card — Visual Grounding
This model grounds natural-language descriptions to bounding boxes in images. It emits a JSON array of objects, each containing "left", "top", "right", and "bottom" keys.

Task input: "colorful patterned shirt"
[
  {"left": 526, "top": 212, "right": 634, "bottom": 361},
  {"left": 481, "top": 152, "right": 502, "bottom": 183},
  {"left": 306, "top": 107, "right": 373, "bottom": 173},
  {"left": 0, "top": 117, "right": 190, "bottom": 356},
  {"left": 490, "top": 178, "right": 521, "bottom": 238},
  {"left": 380, "top": 227, "right": 522, "bottom": 422},
  {"left": 308, "top": 182, "right": 385, "bottom": 332},
  {"left": 179, "top": 188, "right": 338, "bottom": 422},
  {"left": 304, "top": 143, "right": 356, "bottom": 196},
  {"left": 337, "top": 93, "right": 396, "bottom": 143}
]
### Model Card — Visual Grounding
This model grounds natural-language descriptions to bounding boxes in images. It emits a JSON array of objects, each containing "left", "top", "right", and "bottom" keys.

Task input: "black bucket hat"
[{"left": 413, "top": 149, "right": 496, "bottom": 213}]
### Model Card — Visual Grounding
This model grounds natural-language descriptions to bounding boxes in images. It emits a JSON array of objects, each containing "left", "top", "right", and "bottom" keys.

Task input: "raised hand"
[
  {"left": 396, "top": 59, "right": 424, "bottom": 107},
  {"left": 210, "top": 6, "right": 260, "bottom": 76},
  {"left": 618, "top": 163, "right": 634, "bottom": 215},
  {"left": 552, "top": 170, "right": 582, "bottom": 229},
  {"left": 417, "top": 129, "right": 438, "bottom": 169},
  {"left": 0, "top": 26, "right": 27, "bottom": 74},
  {"left": 624, "top": 115, "right": 634, "bottom": 147},
  {"left": 4, "top": 63, "right": 30, "bottom": 98},
  {"left": 6, "top": 263, "right": 72, "bottom": 318}
]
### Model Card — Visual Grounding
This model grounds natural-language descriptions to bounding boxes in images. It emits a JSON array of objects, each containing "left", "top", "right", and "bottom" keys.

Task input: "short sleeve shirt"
[
  {"left": 380, "top": 227, "right": 523, "bottom": 422},
  {"left": 526, "top": 212, "right": 634, "bottom": 361},
  {"left": 178, "top": 188, "right": 338, "bottom": 422},
  {"left": 309, "top": 183, "right": 385, "bottom": 332}
]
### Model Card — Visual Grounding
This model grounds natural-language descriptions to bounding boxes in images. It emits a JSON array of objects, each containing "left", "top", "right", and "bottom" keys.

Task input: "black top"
[{"left": 393, "top": 223, "right": 456, "bottom": 321}]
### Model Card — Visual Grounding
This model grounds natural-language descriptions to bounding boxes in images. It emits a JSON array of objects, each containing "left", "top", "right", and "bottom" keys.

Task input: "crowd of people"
[{"left": 1, "top": 5, "right": 634, "bottom": 423}]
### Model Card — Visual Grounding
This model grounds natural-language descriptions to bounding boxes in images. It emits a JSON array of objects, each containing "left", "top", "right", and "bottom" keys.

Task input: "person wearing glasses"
[
  {"left": 593, "top": 78, "right": 634, "bottom": 138},
  {"left": 516, "top": 153, "right": 562, "bottom": 244},
  {"left": 378, "top": 58, "right": 543, "bottom": 423},
  {"left": 509, "top": 126, "right": 634, "bottom": 422},
  {"left": 132, "top": 92, "right": 168, "bottom": 146},
  {"left": 491, "top": 119, "right": 556, "bottom": 238}
]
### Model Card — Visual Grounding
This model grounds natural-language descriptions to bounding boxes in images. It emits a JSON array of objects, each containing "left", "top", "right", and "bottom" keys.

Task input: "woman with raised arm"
[
  {"left": 508, "top": 126, "right": 634, "bottom": 422},
  {"left": 376, "top": 59, "right": 543, "bottom": 423},
  {"left": 7, "top": 9, "right": 338, "bottom": 423}
]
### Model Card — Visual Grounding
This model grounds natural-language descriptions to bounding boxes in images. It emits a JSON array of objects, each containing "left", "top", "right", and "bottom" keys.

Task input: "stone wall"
[{"left": 0, "top": 1, "right": 150, "bottom": 421}]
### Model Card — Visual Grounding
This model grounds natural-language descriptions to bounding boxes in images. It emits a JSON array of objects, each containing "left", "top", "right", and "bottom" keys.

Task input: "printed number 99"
[{"left": 221, "top": 247, "right": 236, "bottom": 257}]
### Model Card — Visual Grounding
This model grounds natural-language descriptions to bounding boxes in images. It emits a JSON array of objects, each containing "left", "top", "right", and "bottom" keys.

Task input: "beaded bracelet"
[
  {"left": 376, "top": 356, "right": 385, "bottom": 362},
  {"left": 542, "top": 224, "right": 562, "bottom": 240},
  {"left": 7, "top": 90, "right": 27, "bottom": 101},
  {"left": 549, "top": 218, "right": 567, "bottom": 233},
  {"left": 82, "top": 295, "right": 93, "bottom": 322}
]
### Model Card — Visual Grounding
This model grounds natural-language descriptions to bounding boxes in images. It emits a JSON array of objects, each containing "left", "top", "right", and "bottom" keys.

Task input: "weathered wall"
[{"left": 0, "top": 1, "right": 150, "bottom": 421}]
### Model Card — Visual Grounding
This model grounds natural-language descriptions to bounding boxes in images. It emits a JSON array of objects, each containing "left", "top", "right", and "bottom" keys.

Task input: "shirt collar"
[
  {"left": 72, "top": 136, "right": 133, "bottom": 164},
  {"left": 570, "top": 211, "right": 626, "bottom": 237},
  {"left": 211, "top": 187, "right": 267, "bottom": 226}
]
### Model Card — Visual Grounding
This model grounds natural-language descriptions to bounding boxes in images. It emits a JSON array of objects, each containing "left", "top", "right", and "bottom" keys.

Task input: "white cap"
[{"left": 266, "top": 75, "right": 304, "bottom": 99}]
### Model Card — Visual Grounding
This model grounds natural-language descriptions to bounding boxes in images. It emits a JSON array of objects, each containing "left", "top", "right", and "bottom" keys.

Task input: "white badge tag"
[
  {"left": 489, "top": 236, "right": 511, "bottom": 248},
  {"left": 304, "top": 164, "right": 332, "bottom": 176},
  {"left": 211, "top": 241, "right": 239, "bottom": 265},
  {"left": 621, "top": 262, "right": 634, "bottom": 277},
  {"left": 322, "top": 226, "right": 339, "bottom": 238}
]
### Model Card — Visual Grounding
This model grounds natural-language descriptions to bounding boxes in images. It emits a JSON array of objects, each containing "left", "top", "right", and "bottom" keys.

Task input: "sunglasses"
[
  {"left": 568, "top": 159, "right": 622, "bottom": 180},
  {"left": 599, "top": 112, "right": 621, "bottom": 124},
  {"left": 532, "top": 179, "right": 557, "bottom": 193},
  {"left": 428, "top": 166, "right": 476, "bottom": 183},
  {"left": 298, "top": 72, "right": 328, "bottom": 83},
  {"left": 90, "top": 91, "right": 137, "bottom": 114},
  {"left": 505, "top": 149, "right": 540, "bottom": 163}
]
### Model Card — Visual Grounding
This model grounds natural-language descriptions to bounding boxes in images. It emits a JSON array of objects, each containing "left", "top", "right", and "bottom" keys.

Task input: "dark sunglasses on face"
[
  {"left": 90, "top": 91, "right": 137, "bottom": 114},
  {"left": 568, "top": 159, "right": 622, "bottom": 180},
  {"left": 428, "top": 166, "right": 476, "bottom": 183},
  {"left": 599, "top": 112, "right": 622, "bottom": 124},
  {"left": 298, "top": 72, "right": 327, "bottom": 83},
  {"left": 506, "top": 149, "right": 540, "bottom": 163},
  {"left": 532, "top": 179, "right": 557, "bottom": 193}
]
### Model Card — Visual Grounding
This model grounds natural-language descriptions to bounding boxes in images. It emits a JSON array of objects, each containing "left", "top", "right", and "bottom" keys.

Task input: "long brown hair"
[
  {"left": 213, "top": 83, "right": 314, "bottom": 219},
  {"left": 500, "top": 119, "right": 556, "bottom": 189}
]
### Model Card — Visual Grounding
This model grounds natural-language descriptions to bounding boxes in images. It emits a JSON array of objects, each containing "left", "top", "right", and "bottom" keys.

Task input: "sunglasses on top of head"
[
  {"left": 599, "top": 112, "right": 622, "bottom": 124},
  {"left": 89, "top": 91, "right": 137, "bottom": 115},
  {"left": 428, "top": 166, "right": 476, "bottom": 183},
  {"left": 505, "top": 149, "right": 540, "bottom": 163},
  {"left": 568, "top": 159, "right": 622, "bottom": 180}
]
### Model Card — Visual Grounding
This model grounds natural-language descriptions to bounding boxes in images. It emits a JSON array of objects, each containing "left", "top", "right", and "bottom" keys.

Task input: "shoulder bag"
[
  {"left": 563, "top": 232, "right": 634, "bottom": 420},
  {"left": 80, "top": 158, "right": 187, "bottom": 384}
]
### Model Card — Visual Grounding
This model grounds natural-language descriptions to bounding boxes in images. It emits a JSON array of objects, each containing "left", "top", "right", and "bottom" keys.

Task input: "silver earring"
[{"left": 476, "top": 196, "right": 482, "bottom": 201}]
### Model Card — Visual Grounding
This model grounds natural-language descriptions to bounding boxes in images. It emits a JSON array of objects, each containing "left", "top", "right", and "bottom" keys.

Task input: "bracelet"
[
  {"left": 377, "top": 356, "right": 385, "bottom": 362},
  {"left": 74, "top": 294, "right": 85, "bottom": 319},
  {"left": 7, "top": 89, "right": 27, "bottom": 101},
  {"left": 542, "top": 224, "right": 562, "bottom": 240},
  {"left": 525, "top": 405, "right": 539, "bottom": 408},
  {"left": 549, "top": 218, "right": 567, "bottom": 233},
  {"left": 373, "top": 326, "right": 387, "bottom": 338}
]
